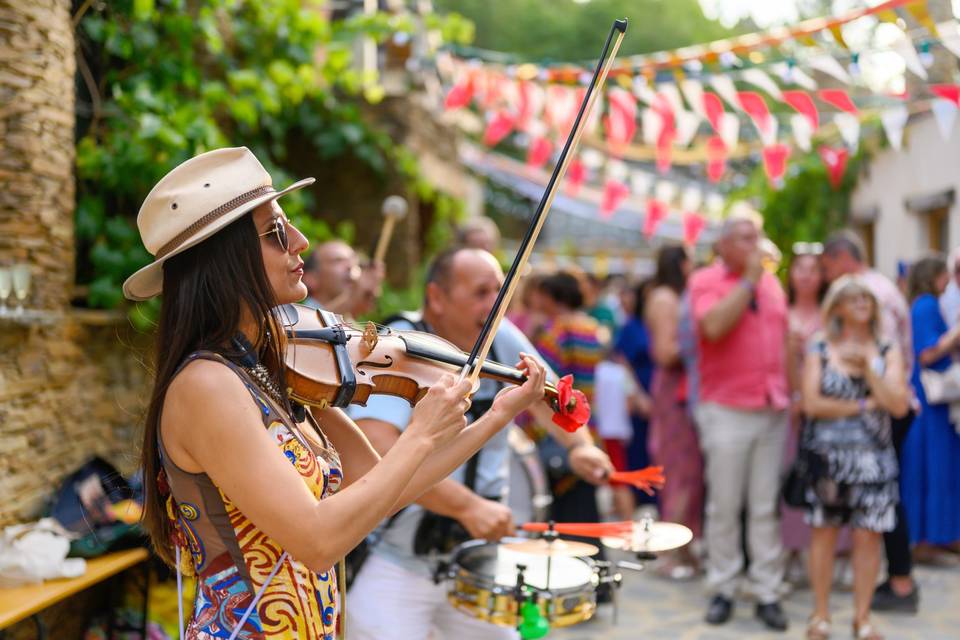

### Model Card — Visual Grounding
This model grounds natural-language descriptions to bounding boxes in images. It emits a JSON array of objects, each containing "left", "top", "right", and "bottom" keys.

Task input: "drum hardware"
[
  {"left": 513, "top": 564, "right": 550, "bottom": 639},
  {"left": 600, "top": 515, "right": 693, "bottom": 555}
]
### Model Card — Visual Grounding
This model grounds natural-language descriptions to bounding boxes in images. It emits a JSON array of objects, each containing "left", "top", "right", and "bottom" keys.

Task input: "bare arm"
[
  {"left": 646, "top": 288, "right": 681, "bottom": 367},
  {"left": 162, "top": 360, "right": 466, "bottom": 573},
  {"left": 918, "top": 323, "right": 960, "bottom": 366},
  {"left": 801, "top": 347, "right": 867, "bottom": 419}
]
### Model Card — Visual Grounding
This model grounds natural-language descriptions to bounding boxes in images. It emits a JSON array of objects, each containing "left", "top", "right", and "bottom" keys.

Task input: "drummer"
[{"left": 347, "top": 246, "right": 613, "bottom": 639}]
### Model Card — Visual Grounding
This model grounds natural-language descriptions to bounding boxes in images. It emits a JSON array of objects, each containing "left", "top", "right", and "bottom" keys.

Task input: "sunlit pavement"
[{"left": 551, "top": 554, "right": 960, "bottom": 640}]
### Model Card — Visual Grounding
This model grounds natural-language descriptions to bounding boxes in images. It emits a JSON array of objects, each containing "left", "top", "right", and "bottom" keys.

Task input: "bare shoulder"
[
  {"left": 648, "top": 286, "right": 679, "bottom": 310},
  {"left": 167, "top": 358, "right": 249, "bottom": 405}
]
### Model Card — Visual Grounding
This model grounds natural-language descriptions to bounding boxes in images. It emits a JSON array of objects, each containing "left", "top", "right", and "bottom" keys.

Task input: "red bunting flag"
[
  {"left": 683, "top": 211, "right": 707, "bottom": 246},
  {"left": 526, "top": 136, "right": 552, "bottom": 168},
  {"left": 605, "top": 88, "right": 638, "bottom": 155},
  {"left": 762, "top": 143, "right": 791, "bottom": 188},
  {"left": 644, "top": 198, "right": 669, "bottom": 237},
  {"left": 444, "top": 78, "right": 473, "bottom": 110},
  {"left": 817, "top": 88, "right": 858, "bottom": 114},
  {"left": 930, "top": 84, "right": 960, "bottom": 107},
  {"left": 782, "top": 90, "right": 819, "bottom": 130},
  {"left": 600, "top": 179, "right": 630, "bottom": 218},
  {"left": 702, "top": 91, "right": 725, "bottom": 133},
  {"left": 736, "top": 91, "right": 774, "bottom": 139},
  {"left": 819, "top": 146, "right": 849, "bottom": 189},
  {"left": 656, "top": 129, "right": 675, "bottom": 174},
  {"left": 483, "top": 110, "right": 515, "bottom": 147},
  {"left": 705, "top": 135, "right": 727, "bottom": 183},
  {"left": 566, "top": 158, "right": 586, "bottom": 196}
]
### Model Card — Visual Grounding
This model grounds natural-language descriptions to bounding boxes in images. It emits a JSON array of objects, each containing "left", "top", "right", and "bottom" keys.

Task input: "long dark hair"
[
  {"left": 908, "top": 254, "right": 947, "bottom": 302},
  {"left": 653, "top": 245, "right": 689, "bottom": 295},
  {"left": 142, "top": 212, "right": 287, "bottom": 568}
]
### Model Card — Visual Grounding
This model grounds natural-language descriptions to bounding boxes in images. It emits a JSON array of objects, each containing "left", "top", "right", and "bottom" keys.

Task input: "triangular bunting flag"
[
  {"left": 674, "top": 111, "right": 701, "bottom": 148},
  {"left": 937, "top": 20, "right": 960, "bottom": 60},
  {"left": 526, "top": 135, "right": 553, "bottom": 168},
  {"left": 710, "top": 75, "right": 741, "bottom": 110},
  {"left": 600, "top": 179, "right": 630, "bottom": 218},
  {"left": 791, "top": 114, "right": 814, "bottom": 152},
  {"left": 809, "top": 54, "right": 852, "bottom": 84},
  {"left": 718, "top": 112, "right": 740, "bottom": 151},
  {"left": 892, "top": 32, "right": 928, "bottom": 80},
  {"left": 834, "top": 112, "right": 861, "bottom": 151},
  {"left": 641, "top": 108, "right": 663, "bottom": 146},
  {"left": 632, "top": 75, "right": 658, "bottom": 105},
  {"left": 680, "top": 79, "right": 706, "bottom": 119},
  {"left": 483, "top": 110, "right": 516, "bottom": 147},
  {"left": 818, "top": 146, "right": 849, "bottom": 190},
  {"left": 906, "top": 2, "right": 939, "bottom": 37},
  {"left": 566, "top": 157, "right": 587, "bottom": 196},
  {"left": 681, "top": 186, "right": 703, "bottom": 212},
  {"left": 737, "top": 91, "right": 774, "bottom": 140},
  {"left": 880, "top": 105, "right": 909, "bottom": 151},
  {"left": 702, "top": 92, "right": 725, "bottom": 133},
  {"left": 656, "top": 129, "right": 675, "bottom": 174},
  {"left": 829, "top": 24, "right": 850, "bottom": 50},
  {"left": 782, "top": 89, "right": 819, "bottom": 130},
  {"left": 657, "top": 83, "right": 685, "bottom": 117},
  {"left": 741, "top": 68, "right": 783, "bottom": 101},
  {"left": 444, "top": 78, "right": 473, "bottom": 110},
  {"left": 762, "top": 144, "right": 791, "bottom": 188},
  {"left": 705, "top": 135, "right": 728, "bottom": 183},
  {"left": 818, "top": 89, "right": 858, "bottom": 114},
  {"left": 643, "top": 199, "right": 669, "bottom": 237},
  {"left": 630, "top": 170, "right": 654, "bottom": 198},
  {"left": 930, "top": 84, "right": 960, "bottom": 107},
  {"left": 932, "top": 98, "right": 958, "bottom": 140},
  {"left": 683, "top": 211, "right": 707, "bottom": 246}
]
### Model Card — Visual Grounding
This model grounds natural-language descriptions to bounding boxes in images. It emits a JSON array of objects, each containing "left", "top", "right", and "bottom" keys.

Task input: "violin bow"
[{"left": 459, "top": 18, "right": 628, "bottom": 386}]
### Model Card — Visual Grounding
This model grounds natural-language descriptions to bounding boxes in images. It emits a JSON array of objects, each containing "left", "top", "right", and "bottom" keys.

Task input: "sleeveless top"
[{"left": 159, "top": 352, "right": 343, "bottom": 639}]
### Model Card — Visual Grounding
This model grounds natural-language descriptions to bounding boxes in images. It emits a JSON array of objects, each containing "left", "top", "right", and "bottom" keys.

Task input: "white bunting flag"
[
  {"left": 759, "top": 117, "right": 779, "bottom": 148},
  {"left": 932, "top": 98, "right": 958, "bottom": 140},
  {"left": 705, "top": 192, "right": 725, "bottom": 220},
  {"left": 632, "top": 75, "right": 658, "bottom": 105},
  {"left": 741, "top": 68, "right": 783, "bottom": 101},
  {"left": 834, "top": 112, "right": 861, "bottom": 151},
  {"left": 718, "top": 112, "right": 740, "bottom": 150},
  {"left": 772, "top": 62, "right": 818, "bottom": 90},
  {"left": 674, "top": 111, "right": 702, "bottom": 148},
  {"left": 681, "top": 186, "right": 704, "bottom": 212},
  {"left": 880, "top": 104, "right": 909, "bottom": 151},
  {"left": 709, "top": 75, "right": 741, "bottom": 111},
  {"left": 937, "top": 20, "right": 960, "bottom": 61},
  {"left": 630, "top": 170, "right": 654, "bottom": 197},
  {"left": 641, "top": 108, "right": 663, "bottom": 146},
  {"left": 680, "top": 78, "right": 707, "bottom": 119},
  {"left": 892, "top": 32, "right": 928, "bottom": 80},
  {"left": 655, "top": 180, "right": 678, "bottom": 205},
  {"left": 581, "top": 148, "right": 606, "bottom": 169},
  {"left": 657, "top": 83, "right": 685, "bottom": 116},
  {"left": 606, "top": 158, "right": 630, "bottom": 182},
  {"left": 808, "top": 54, "right": 852, "bottom": 85},
  {"left": 791, "top": 113, "right": 814, "bottom": 152}
]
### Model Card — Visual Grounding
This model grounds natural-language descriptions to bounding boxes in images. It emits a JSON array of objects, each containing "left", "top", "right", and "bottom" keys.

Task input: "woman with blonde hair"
[{"left": 801, "top": 276, "right": 910, "bottom": 640}]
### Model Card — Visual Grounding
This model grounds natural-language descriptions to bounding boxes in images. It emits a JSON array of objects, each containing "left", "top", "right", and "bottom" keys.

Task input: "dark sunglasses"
[{"left": 258, "top": 217, "right": 289, "bottom": 252}]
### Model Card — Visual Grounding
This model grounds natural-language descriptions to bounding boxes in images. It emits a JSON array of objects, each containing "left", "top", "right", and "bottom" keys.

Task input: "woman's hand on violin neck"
[
  {"left": 491, "top": 354, "right": 547, "bottom": 420},
  {"left": 406, "top": 374, "right": 472, "bottom": 450}
]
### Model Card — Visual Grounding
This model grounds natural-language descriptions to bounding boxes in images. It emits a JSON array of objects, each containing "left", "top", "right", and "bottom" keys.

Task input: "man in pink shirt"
[{"left": 689, "top": 213, "right": 789, "bottom": 631}]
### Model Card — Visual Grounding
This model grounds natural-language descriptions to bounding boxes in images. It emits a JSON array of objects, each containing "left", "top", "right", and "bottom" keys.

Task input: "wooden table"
[{"left": 0, "top": 547, "right": 150, "bottom": 636}]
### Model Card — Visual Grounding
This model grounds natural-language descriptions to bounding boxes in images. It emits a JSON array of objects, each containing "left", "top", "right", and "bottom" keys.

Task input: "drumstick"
[
  {"left": 373, "top": 195, "right": 408, "bottom": 264},
  {"left": 521, "top": 521, "right": 633, "bottom": 538},
  {"left": 608, "top": 466, "right": 666, "bottom": 496}
]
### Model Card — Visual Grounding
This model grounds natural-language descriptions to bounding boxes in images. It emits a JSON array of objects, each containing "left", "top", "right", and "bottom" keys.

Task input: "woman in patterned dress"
[
  {"left": 123, "top": 148, "right": 547, "bottom": 639},
  {"left": 801, "top": 276, "right": 910, "bottom": 640}
]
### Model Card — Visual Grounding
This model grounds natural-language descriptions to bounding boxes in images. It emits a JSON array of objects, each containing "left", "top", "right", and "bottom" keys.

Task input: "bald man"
[{"left": 301, "top": 239, "right": 384, "bottom": 317}]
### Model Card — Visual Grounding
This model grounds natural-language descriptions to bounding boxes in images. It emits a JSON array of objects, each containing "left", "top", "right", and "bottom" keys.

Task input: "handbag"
[
  {"left": 919, "top": 361, "right": 960, "bottom": 404},
  {"left": 781, "top": 420, "right": 813, "bottom": 509}
]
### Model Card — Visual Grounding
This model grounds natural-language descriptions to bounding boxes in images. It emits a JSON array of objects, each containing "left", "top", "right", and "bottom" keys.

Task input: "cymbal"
[
  {"left": 502, "top": 538, "right": 600, "bottom": 557},
  {"left": 601, "top": 521, "right": 693, "bottom": 553}
]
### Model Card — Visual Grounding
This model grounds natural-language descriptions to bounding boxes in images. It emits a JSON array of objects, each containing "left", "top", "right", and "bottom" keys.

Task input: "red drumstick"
[{"left": 609, "top": 466, "right": 666, "bottom": 495}]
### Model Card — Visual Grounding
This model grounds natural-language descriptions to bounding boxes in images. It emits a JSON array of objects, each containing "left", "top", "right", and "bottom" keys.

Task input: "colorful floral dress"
[{"left": 159, "top": 352, "right": 343, "bottom": 639}]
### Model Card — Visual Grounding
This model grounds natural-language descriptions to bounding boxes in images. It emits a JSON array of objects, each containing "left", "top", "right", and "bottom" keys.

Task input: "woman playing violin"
[{"left": 124, "top": 147, "right": 547, "bottom": 640}]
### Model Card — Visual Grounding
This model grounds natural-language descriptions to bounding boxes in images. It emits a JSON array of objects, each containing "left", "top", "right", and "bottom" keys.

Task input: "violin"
[{"left": 279, "top": 303, "right": 562, "bottom": 410}]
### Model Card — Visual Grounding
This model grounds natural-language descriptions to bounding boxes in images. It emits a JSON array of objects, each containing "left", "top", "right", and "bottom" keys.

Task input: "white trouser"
[
  {"left": 694, "top": 402, "right": 787, "bottom": 604},
  {"left": 347, "top": 553, "right": 519, "bottom": 640}
]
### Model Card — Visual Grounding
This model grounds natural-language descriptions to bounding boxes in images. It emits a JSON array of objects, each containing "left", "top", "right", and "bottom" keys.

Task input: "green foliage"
[
  {"left": 433, "top": 0, "right": 737, "bottom": 61},
  {"left": 74, "top": 0, "right": 470, "bottom": 324},
  {"left": 730, "top": 147, "right": 865, "bottom": 265}
]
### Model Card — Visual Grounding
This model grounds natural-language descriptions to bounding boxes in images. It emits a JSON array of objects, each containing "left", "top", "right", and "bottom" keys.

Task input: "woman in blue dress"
[{"left": 902, "top": 255, "right": 960, "bottom": 551}]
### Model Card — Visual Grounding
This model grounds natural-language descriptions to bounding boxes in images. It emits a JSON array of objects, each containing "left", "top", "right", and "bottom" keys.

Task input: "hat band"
[{"left": 155, "top": 184, "right": 276, "bottom": 259}]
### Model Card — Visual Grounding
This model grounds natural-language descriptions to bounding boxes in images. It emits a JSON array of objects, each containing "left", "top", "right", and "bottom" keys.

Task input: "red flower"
[{"left": 551, "top": 374, "right": 591, "bottom": 432}]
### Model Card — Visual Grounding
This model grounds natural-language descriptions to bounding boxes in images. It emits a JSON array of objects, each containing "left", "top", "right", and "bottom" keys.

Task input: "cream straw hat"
[{"left": 122, "top": 147, "right": 314, "bottom": 300}]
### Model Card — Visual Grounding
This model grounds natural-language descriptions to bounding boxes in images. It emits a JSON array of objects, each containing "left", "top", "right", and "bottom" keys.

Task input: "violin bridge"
[{"left": 362, "top": 321, "right": 379, "bottom": 353}]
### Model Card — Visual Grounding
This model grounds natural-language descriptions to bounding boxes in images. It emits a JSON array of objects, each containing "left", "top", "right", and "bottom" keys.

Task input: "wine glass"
[
  {"left": 11, "top": 263, "right": 31, "bottom": 315},
  {"left": 0, "top": 267, "right": 10, "bottom": 316}
]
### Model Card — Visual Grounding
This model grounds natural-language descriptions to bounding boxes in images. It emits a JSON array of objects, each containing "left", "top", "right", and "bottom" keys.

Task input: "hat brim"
[{"left": 122, "top": 177, "right": 315, "bottom": 301}]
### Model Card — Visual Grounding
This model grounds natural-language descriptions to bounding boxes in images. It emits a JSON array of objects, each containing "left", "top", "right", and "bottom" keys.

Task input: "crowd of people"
[
  {"left": 126, "top": 148, "right": 959, "bottom": 640},
  {"left": 498, "top": 212, "right": 960, "bottom": 640}
]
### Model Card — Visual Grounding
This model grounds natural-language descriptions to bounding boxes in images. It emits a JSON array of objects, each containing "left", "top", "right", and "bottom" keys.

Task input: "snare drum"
[{"left": 445, "top": 539, "right": 598, "bottom": 628}]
